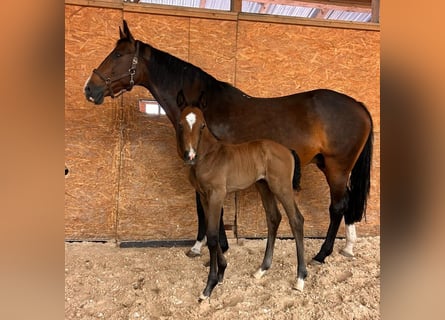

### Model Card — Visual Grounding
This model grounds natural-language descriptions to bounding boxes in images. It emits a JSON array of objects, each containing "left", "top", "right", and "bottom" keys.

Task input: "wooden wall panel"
[
  {"left": 65, "top": 5, "right": 123, "bottom": 240},
  {"left": 117, "top": 13, "right": 238, "bottom": 240},
  {"left": 189, "top": 18, "right": 237, "bottom": 84},
  {"left": 235, "top": 21, "right": 380, "bottom": 238}
]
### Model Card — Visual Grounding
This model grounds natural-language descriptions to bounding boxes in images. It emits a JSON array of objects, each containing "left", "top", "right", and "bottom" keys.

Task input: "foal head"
[{"left": 177, "top": 91, "right": 207, "bottom": 165}]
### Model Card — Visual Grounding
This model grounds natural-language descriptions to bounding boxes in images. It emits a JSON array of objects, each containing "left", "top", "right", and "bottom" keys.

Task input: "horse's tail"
[
  {"left": 290, "top": 149, "right": 302, "bottom": 191},
  {"left": 344, "top": 104, "right": 374, "bottom": 224}
]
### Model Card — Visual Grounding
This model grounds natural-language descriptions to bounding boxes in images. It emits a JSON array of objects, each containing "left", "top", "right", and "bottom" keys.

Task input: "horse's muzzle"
[{"left": 84, "top": 83, "right": 105, "bottom": 105}]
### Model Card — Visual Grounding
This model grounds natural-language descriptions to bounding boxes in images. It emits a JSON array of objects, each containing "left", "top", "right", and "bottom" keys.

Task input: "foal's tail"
[
  {"left": 344, "top": 103, "right": 374, "bottom": 224},
  {"left": 290, "top": 149, "right": 302, "bottom": 191}
]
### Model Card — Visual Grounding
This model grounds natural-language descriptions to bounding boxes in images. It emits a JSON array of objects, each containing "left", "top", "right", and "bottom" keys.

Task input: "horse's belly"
[{"left": 226, "top": 176, "right": 259, "bottom": 193}]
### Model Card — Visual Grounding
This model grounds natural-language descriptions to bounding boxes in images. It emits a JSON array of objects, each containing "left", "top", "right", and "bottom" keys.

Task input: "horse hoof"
[
  {"left": 309, "top": 259, "right": 323, "bottom": 266},
  {"left": 185, "top": 250, "right": 201, "bottom": 258},
  {"left": 293, "top": 278, "right": 305, "bottom": 292},
  {"left": 340, "top": 248, "right": 354, "bottom": 258},
  {"left": 198, "top": 293, "right": 209, "bottom": 302},
  {"left": 253, "top": 268, "right": 266, "bottom": 279}
]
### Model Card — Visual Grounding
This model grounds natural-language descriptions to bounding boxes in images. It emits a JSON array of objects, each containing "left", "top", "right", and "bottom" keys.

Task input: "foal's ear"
[
  {"left": 119, "top": 20, "right": 135, "bottom": 42},
  {"left": 176, "top": 90, "right": 187, "bottom": 110},
  {"left": 198, "top": 91, "right": 207, "bottom": 110}
]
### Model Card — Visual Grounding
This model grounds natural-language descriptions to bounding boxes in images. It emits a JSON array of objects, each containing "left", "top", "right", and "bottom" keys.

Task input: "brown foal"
[{"left": 176, "top": 91, "right": 307, "bottom": 301}]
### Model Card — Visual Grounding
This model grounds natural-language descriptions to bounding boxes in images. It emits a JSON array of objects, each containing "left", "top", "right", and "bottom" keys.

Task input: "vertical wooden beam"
[
  {"left": 259, "top": 3, "right": 270, "bottom": 13},
  {"left": 231, "top": 0, "right": 242, "bottom": 13},
  {"left": 371, "top": 0, "right": 380, "bottom": 23},
  {"left": 315, "top": 8, "right": 329, "bottom": 19}
]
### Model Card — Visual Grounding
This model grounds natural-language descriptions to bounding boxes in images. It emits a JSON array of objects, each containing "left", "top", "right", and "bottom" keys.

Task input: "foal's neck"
[{"left": 197, "top": 127, "right": 219, "bottom": 160}]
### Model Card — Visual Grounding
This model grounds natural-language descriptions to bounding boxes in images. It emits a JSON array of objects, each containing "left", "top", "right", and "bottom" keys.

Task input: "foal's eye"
[
  {"left": 200, "top": 123, "right": 206, "bottom": 129},
  {"left": 114, "top": 52, "right": 122, "bottom": 58}
]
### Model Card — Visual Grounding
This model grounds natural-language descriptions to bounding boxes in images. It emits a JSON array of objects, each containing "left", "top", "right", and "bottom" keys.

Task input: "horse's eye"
[
  {"left": 201, "top": 123, "right": 206, "bottom": 129},
  {"left": 114, "top": 52, "right": 122, "bottom": 58}
]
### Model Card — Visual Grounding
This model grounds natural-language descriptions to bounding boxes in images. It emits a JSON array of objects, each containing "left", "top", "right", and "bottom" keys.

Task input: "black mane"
[{"left": 145, "top": 42, "right": 238, "bottom": 98}]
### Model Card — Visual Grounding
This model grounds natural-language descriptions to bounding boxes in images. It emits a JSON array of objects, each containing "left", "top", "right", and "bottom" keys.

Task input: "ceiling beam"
[{"left": 246, "top": 0, "right": 371, "bottom": 13}]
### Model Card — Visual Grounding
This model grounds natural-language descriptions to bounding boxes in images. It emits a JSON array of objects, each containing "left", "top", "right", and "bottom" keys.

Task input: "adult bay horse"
[
  {"left": 176, "top": 91, "right": 306, "bottom": 300},
  {"left": 84, "top": 20, "right": 373, "bottom": 264}
]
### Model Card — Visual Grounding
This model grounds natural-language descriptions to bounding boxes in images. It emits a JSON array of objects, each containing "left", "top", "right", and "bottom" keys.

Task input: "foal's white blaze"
[
  {"left": 185, "top": 112, "right": 196, "bottom": 130},
  {"left": 185, "top": 112, "right": 197, "bottom": 160},
  {"left": 341, "top": 224, "right": 357, "bottom": 257},
  {"left": 188, "top": 146, "right": 196, "bottom": 160}
]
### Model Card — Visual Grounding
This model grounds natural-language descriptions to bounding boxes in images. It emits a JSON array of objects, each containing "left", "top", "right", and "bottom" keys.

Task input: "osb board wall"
[
  {"left": 234, "top": 21, "right": 380, "bottom": 238},
  {"left": 65, "top": 6, "right": 123, "bottom": 239},
  {"left": 65, "top": 3, "right": 380, "bottom": 241},
  {"left": 117, "top": 13, "right": 238, "bottom": 240}
]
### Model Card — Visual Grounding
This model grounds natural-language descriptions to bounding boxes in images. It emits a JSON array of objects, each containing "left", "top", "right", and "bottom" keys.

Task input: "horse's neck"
[{"left": 138, "top": 43, "right": 181, "bottom": 124}]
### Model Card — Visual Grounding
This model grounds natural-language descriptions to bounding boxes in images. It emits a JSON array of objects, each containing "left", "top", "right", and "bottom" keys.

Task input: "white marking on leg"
[
  {"left": 185, "top": 112, "right": 196, "bottom": 130},
  {"left": 199, "top": 293, "right": 209, "bottom": 301},
  {"left": 254, "top": 268, "right": 267, "bottom": 279},
  {"left": 190, "top": 236, "right": 206, "bottom": 255},
  {"left": 342, "top": 224, "right": 357, "bottom": 257},
  {"left": 295, "top": 277, "right": 305, "bottom": 292}
]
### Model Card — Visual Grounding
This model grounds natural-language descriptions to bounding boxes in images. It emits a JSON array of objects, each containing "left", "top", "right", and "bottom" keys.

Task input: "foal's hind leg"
[
  {"left": 273, "top": 190, "right": 307, "bottom": 291},
  {"left": 253, "top": 180, "right": 282, "bottom": 279}
]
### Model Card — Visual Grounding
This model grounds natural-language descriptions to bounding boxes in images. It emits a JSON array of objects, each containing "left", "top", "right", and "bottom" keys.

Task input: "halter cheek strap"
[{"left": 93, "top": 40, "right": 140, "bottom": 98}]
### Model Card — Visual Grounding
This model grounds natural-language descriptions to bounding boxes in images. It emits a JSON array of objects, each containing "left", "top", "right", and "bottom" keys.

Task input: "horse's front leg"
[
  {"left": 199, "top": 192, "right": 227, "bottom": 301},
  {"left": 187, "top": 192, "right": 228, "bottom": 258}
]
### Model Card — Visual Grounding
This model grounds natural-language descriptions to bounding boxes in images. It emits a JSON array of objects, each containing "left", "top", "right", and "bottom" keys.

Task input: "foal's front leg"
[{"left": 199, "top": 193, "right": 227, "bottom": 301}]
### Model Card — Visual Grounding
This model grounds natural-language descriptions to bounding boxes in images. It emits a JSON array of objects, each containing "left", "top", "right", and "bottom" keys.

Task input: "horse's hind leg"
[
  {"left": 187, "top": 192, "right": 228, "bottom": 257},
  {"left": 313, "top": 163, "right": 349, "bottom": 264},
  {"left": 253, "top": 180, "right": 282, "bottom": 279}
]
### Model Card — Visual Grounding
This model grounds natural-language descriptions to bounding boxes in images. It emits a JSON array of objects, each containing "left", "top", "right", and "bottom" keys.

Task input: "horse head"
[{"left": 84, "top": 20, "right": 142, "bottom": 104}]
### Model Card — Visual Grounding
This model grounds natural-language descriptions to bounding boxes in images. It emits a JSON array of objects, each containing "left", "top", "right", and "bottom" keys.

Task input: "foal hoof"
[
  {"left": 253, "top": 268, "right": 267, "bottom": 279},
  {"left": 340, "top": 248, "right": 355, "bottom": 258},
  {"left": 185, "top": 249, "right": 201, "bottom": 258}
]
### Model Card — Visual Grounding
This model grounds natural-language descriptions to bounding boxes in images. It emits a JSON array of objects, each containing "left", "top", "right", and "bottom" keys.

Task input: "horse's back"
[{"left": 209, "top": 88, "right": 371, "bottom": 166}]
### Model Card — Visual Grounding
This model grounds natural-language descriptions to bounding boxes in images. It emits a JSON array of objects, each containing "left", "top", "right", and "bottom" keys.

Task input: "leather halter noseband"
[{"left": 93, "top": 41, "right": 140, "bottom": 98}]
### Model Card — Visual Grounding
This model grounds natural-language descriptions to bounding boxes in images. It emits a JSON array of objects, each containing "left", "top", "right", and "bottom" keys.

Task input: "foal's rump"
[{"left": 259, "top": 140, "right": 301, "bottom": 193}]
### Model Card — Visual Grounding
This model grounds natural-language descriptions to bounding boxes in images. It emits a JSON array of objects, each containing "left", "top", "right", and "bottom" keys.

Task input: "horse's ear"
[
  {"left": 177, "top": 90, "right": 187, "bottom": 110},
  {"left": 198, "top": 91, "right": 207, "bottom": 110},
  {"left": 119, "top": 20, "right": 135, "bottom": 42}
]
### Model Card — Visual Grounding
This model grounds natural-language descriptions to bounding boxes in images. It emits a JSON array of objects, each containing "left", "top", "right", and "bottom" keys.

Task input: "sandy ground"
[{"left": 65, "top": 237, "right": 380, "bottom": 319}]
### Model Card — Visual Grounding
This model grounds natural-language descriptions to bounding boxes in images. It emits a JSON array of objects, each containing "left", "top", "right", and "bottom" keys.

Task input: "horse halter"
[{"left": 93, "top": 41, "right": 140, "bottom": 98}]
